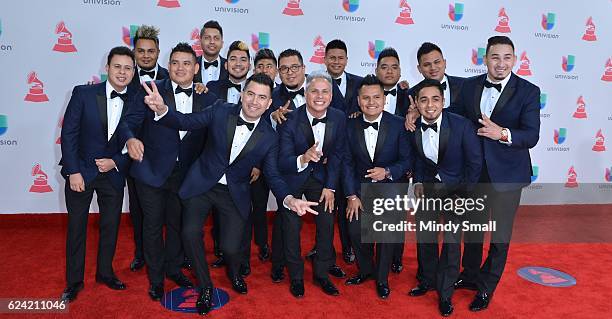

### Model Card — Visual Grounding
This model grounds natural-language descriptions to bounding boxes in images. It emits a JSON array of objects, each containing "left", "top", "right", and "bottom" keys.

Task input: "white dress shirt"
[
  {"left": 384, "top": 84, "right": 398, "bottom": 115},
  {"left": 421, "top": 114, "right": 443, "bottom": 181},
  {"left": 226, "top": 80, "right": 244, "bottom": 104},
  {"left": 105, "top": 81, "right": 126, "bottom": 141},
  {"left": 297, "top": 108, "right": 327, "bottom": 172},
  {"left": 137, "top": 64, "right": 159, "bottom": 83},
  {"left": 288, "top": 83, "right": 306, "bottom": 108},
  {"left": 363, "top": 113, "right": 382, "bottom": 161},
  {"left": 201, "top": 56, "right": 221, "bottom": 84},
  {"left": 333, "top": 72, "right": 347, "bottom": 97},
  {"left": 218, "top": 110, "right": 260, "bottom": 185},
  {"left": 171, "top": 81, "right": 194, "bottom": 140},
  {"left": 480, "top": 73, "right": 513, "bottom": 144}
]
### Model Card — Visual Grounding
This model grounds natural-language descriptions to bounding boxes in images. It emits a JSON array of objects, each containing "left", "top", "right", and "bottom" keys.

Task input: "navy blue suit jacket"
[
  {"left": 408, "top": 74, "right": 465, "bottom": 115},
  {"left": 343, "top": 112, "right": 413, "bottom": 197},
  {"left": 59, "top": 82, "right": 135, "bottom": 192},
  {"left": 333, "top": 72, "right": 362, "bottom": 115},
  {"left": 206, "top": 78, "right": 240, "bottom": 104},
  {"left": 155, "top": 102, "right": 291, "bottom": 219},
  {"left": 348, "top": 84, "right": 411, "bottom": 118},
  {"left": 411, "top": 111, "right": 482, "bottom": 191},
  {"left": 129, "top": 64, "right": 169, "bottom": 89},
  {"left": 278, "top": 105, "right": 347, "bottom": 193},
  {"left": 454, "top": 73, "right": 540, "bottom": 190},
  {"left": 118, "top": 78, "right": 218, "bottom": 188},
  {"left": 194, "top": 56, "right": 228, "bottom": 83}
]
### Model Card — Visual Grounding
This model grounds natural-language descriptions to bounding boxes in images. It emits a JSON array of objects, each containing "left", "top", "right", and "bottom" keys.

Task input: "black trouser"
[
  {"left": 182, "top": 184, "right": 247, "bottom": 289},
  {"left": 65, "top": 173, "right": 123, "bottom": 285},
  {"left": 436, "top": 209, "right": 463, "bottom": 300},
  {"left": 282, "top": 177, "right": 335, "bottom": 281},
  {"left": 347, "top": 215, "right": 394, "bottom": 284},
  {"left": 241, "top": 176, "right": 270, "bottom": 264},
  {"left": 135, "top": 167, "right": 184, "bottom": 286},
  {"left": 126, "top": 176, "right": 144, "bottom": 260},
  {"left": 414, "top": 201, "right": 441, "bottom": 288},
  {"left": 335, "top": 181, "right": 352, "bottom": 256},
  {"left": 270, "top": 204, "right": 286, "bottom": 271}
]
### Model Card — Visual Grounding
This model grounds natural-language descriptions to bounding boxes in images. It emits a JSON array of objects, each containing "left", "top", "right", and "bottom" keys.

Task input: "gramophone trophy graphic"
[
  {"left": 601, "top": 58, "right": 612, "bottom": 82},
  {"left": 581, "top": 17, "right": 596, "bottom": 41},
  {"left": 592, "top": 129, "right": 606, "bottom": 152},
  {"left": 282, "top": 0, "right": 304, "bottom": 16},
  {"left": 52, "top": 21, "right": 77, "bottom": 53},
  {"left": 395, "top": 0, "right": 414, "bottom": 25},
  {"left": 572, "top": 96, "right": 587, "bottom": 119},
  {"left": 309, "top": 36, "right": 325, "bottom": 64},
  {"left": 157, "top": 0, "right": 180, "bottom": 8},
  {"left": 494, "top": 8, "right": 511, "bottom": 33},
  {"left": 190, "top": 28, "right": 203, "bottom": 57},
  {"left": 516, "top": 52, "right": 532, "bottom": 76},
  {"left": 29, "top": 163, "right": 53, "bottom": 193},
  {"left": 24, "top": 72, "right": 49, "bottom": 102},
  {"left": 564, "top": 166, "right": 578, "bottom": 188}
]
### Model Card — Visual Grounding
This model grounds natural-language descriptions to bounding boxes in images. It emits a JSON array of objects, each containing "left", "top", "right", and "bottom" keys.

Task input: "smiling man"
[{"left": 194, "top": 20, "right": 228, "bottom": 84}]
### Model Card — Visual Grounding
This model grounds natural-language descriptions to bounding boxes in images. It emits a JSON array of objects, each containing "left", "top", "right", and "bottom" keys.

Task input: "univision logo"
[
  {"left": 368, "top": 40, "right": 385, "bottom": 59},
  {"left": 540, "top": 93, "right": 547, "bottom": 110},
  {"left": 122, "top": 25, "right": 138, "bottom": 47},
  {"left": 0, "top": 114, "right": 7, "bottom": 136},
  {"left": 531, "top": 166, "right": 539, "bottom": 182},
  {"left": 343, "top": 0, "right": 359, "bottom": 12},
  {"left": 541, "top": 12, "right": 555, "bottom": 30},
  {"left": 225, "top": 0, "right": 239, "bottom": 3},
  {"left": 554, "top": 128, "right": 567, "bottom": 144},
  {"left": 448, "top": 2, "right": 464, "bottom": 22},
  {"left": 251, "top": 32, "right": 269, "bottom": 51},
  {"left": 562, "top": 55, "right": 575, "bottom": 72},
  {"left": 605, "top": 167, "right": 612, "bottom": 182},
  {"left": 471, "top": 47, "right": 485, "bottom": 65}
]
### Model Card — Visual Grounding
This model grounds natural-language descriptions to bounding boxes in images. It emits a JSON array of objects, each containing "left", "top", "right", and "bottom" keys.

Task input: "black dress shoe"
[
  {"left": 290, "top": 280, "right": 305, "bottom": 298},
  {"left": 469, "top": 292, "right": 490, "bottom": 312},
  {"left": 196, "top": 286, "right": 213, "bottom": 315},
  {"left": 439, "top": 299, "right": 454, "bottom": 316},
  {"left": 314, "top": 278, "right": 339, "bottom": 296},
  {"left": 210, "top": 256, "right": 225, "bottom": 268},
  {"left": 408, "top": 283, "right": 434, "bottom": 297},
  {"left": 328, "top": 264, "right": 346, "bottom": 278},
  {"left": 148, "top": 284, "right": 164, "bottom": 301},
  {"left": 305, "top": 248, "right": 317, "bottom": 261},
  {"left": 181, "top": 257, "right": 193, "bottom": 270},
  {"left": 391, "top": 260, "right": 403, "bottom": 274},
  {"left": 95, "top": 275, "right": 126, "bottom": 290},
  {"left": 376, "top": 282, "right": 391, "bottom": 299},
  {"left": 342, "top": 250, "right": 355, "bottom": 264},
  {"left": 271, "top": 267, "right": 285, "bottom": 283},
  {"left": 258, "top": 244, "right": 270, "bottom": 261},
  {"left": 60, "top": 282, "right": 84, "bottom": 303},
  {"left": 130, "top": 258, "right": 145, "bottom": 272},
  {"left": 345, "top": 274, "right": 372, "bottom": 285},
  {"left": 214, "top": 244, "right": 222, "bottom": 258},
  {"left": 454, "top": 278, "right": 478, "bottom": 291},
  {"left": 240, "top": 263, "right": 251, "bottom": 277},
  {"left": 231, "top": 276, "right": 248, "bottom": 294},
  {"left": 167, "top": 273, "right": 193, "bottom": 288}
]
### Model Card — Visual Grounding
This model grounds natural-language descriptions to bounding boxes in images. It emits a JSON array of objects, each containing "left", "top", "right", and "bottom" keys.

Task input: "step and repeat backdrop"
[{"left": 0, "top": 0, "right": 610, "bottom": 213}]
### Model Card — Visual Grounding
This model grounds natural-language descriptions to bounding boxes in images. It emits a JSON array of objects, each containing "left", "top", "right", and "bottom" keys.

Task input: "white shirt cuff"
[
  {"left": 270, "top": 113, "right": 278, "bottom": 130},
  {"left": 297, "top": 155, "right": 308, "bottom": 172},
  {"left": 282, "top": 195, "right": 293, "bottom": 209},
  {"left": 153, "top": 108, "right": 169, "bottom": 121}
]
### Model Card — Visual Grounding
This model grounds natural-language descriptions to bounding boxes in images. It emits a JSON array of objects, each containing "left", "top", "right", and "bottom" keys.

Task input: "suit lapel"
[
  {"left": 473, "top": 75, "right": 486, "bottom": 118},
  {"left": 395, "top": 87, "right": 408, "bottom": 117},
  {"left": 415, "top": 121, "right": 438, "bottom": 168},
  {"left": 226, "top": 108, "right": 239, "bottom": 161},
  {"left": 345, "top": 73, "right": 355, "bottom": 101},
  {"left": 438, "top": 114, "right": 449, "bottom": 163},
  {"left": 448, "top": 76, "right": 461, "bottom": 104},
  {"left": 355, "top": 120, "right": 371, "bottom": 165},
  {"left": 233, "top": 124, "right": 263, "bottom": 164},
  {"left": 96, "top": 84, "right": 108, "bottom": 141},
  {"left": 490, "top": 73, "right": 517, "bottom": 120},
  {"left": 163, "top": 80, "right": 177, "bottom": 112},
  {"left": 182, "top": 84, "right": 202, "bottom": 140},
  {"left": 373, "top": 113, "right": 388, "bottom": 163},
  {"left": 299, "top": 108, "right": 315, "bottom": 146},
  {"left": 322, "top": 115, "right": 334, "bottom": 156}
]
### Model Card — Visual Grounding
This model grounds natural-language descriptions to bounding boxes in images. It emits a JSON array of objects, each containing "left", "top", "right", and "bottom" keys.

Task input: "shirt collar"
[
  {"left": 203, "top": 56, "right": 220, "bottom": 65},
  {"left": 287, "top": 81, "right": 305, "bottom": 93},
  {"left": 333, "top": 72, "right": 347, "bottom": 84},
  {"left": 420, "top": 112, "right": 443, "bottom": 129},
  {"left": 239, "top": 109, "right": 260, "bottom": 128},
  {"left": 440, "top": 75, "right": 449, "bottom": 88},
  {"left": 106, "top": 81, "right": 127, "bottom": 99},
  {"left": 486, "top": 73, "right": 511, "bottom": 92},
  {"left": 363, "top": 112, "right": 383, "bottom": 125},
  {"left": 171, "top": 81, "right": 194, "bottom": 92},
  {"left": 305, "top": 107, "right": 327, "bottom": 124},
  {"left": 137, "top": 64, "right": 159, "bottom": 76}
]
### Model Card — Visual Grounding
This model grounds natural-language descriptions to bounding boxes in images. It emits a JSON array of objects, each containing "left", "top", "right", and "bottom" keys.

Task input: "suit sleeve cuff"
[
  {"left": 499, "top": 129, "right": 512, "bottom": 145},
  {"left": 153, "top": 108, "right": 169, "bottom": 121},
  {"left": 297, "top": 155, "right": 308, "bottom": 172}
]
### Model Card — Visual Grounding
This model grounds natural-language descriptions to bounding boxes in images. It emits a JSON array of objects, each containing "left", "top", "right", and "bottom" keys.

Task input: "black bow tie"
[
  {"left": 228, "top": 82, "right": 242, "bottom": 92},
  {"left": 311, "top": 117, "right": 327, "bottom": 126},
  {"left": 421, "top": 122, "right": 438, "bottom": 132},
  {"left": 384, "top": 89, "right": 397, "bottom": 96},
  {"left": 237, "top": 117, "right": 255, "bottom": 131},
  {"left": 110, "top": 90, "right": 128, "bottom": 102},
  {"left": 203, "top": 60, "right": 218, "bottom": 69},
  {"left": 139, "top": 69, "right": 155, "bottom": 78},
  {"left": 440, "top": 81, "right": 447, "bottom": 90},
  {"left": 362, "top": 121, "right": 378, "bottom": 130},
  {"left": 175, "top": 86, "right": 193, "bottom": 97},
  {"left": 287, "top": 87, "right": 305, "bottom": 100},
  {"left": 334, "top": 78, "right": 342, "bottom": 86},
  {"left": 484, "top": 81, "right": 502, "bottom": 92}
]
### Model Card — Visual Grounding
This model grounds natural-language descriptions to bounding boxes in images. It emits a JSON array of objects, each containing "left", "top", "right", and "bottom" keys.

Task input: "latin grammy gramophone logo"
[
  {"left": 310, "top": 35, "right": 325, "bottom": 64},
  {"left": 190, "top": 28, "right": 203, "bottom": 56},
  {"left": 601, "top": 58, "right": 612, "bottom": 82},
  {"left": 572, "top": 96, "right": 587, "bottom": 119},
  {"left": 157, "top": 0, "right": 180, "bottom": 8},
  {"left": 581, "top": 17, "right": 596, "bottom": 41},
  {"left": 494, "top": 7, "right": 511, "bottom": 33},
  {"left": 564, "top": 166, "right": 578, "bottom": 188},
  {"left": 282, "top": 0, "right": 304, "bottom": 16},
  {"left": 29, "top": 163, "right": 53, "bottom": 193},
  {"left": 24, "top": 72, "right": 49, "bottom": 102},
  {"left": 592, "top": 129, "right": 606, "bottom": 152},
  {"left": 395, "top": 0, "right": 414, "bottom": 25},
  {"left": 516, "top": 51, "right": 532, "bottom": 76},
  {"left": 52, "top": 21, "right": 77, "bottom": 53}
]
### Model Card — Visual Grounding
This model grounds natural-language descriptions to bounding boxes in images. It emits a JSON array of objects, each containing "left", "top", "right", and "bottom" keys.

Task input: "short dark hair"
[
  {"left": 278, "top": 48, "right": 304, "bottom": 66},
  {"left": 199, "top": 20, "right": 223, "bottom": 38},
  {"left": 358, "top": 74, "right": 384, "bottom": 94},
  {"left": 486, "top": 36, "right": 515, "bottom": 55},
  {"left": 245, "top": 73, "right": 274, "bottom": 96},
  {"left": 413, "top": 79, "right": 444, "bottom": 98},
  {"left": 107, "top": 46, "right": 135, "bottom": 66},
  {"left": 377, "top": 47, "right": 400, "bottom": 65},
  {"left": 133, "top": 25, "right": 160, "bottom": 48},
  {"left": 227, "top": 40, "right": 250, "bottom": 60},
  {"left": 169, "top": 42, "right": 196, "bottom": 62},
  {"left": 416, "top": 42, "right": 443, "bottom": 64},
  {"left": 254, "top": 48, "right": 277, "bottom": 66},
  {"left": 325, "top": 39, "right": 347, "bottom": 55}
]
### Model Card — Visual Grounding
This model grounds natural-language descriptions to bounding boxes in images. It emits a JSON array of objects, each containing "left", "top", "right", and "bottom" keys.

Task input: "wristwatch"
[
  {"left": 384, "top": 168, "right": 392, "bottom": 180},
  {"left": 500, "top": 128, "right": 509, "bottom": 142}
]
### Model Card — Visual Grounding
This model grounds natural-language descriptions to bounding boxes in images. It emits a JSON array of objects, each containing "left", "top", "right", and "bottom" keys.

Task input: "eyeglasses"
[{"left": 278, "top": 64, "right": 303, "bottom": 74}]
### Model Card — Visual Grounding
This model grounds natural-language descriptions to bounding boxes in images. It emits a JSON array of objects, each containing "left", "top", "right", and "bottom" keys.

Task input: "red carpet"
[{"left": 0, "top": 205, "right": 611, "bottom": 318}]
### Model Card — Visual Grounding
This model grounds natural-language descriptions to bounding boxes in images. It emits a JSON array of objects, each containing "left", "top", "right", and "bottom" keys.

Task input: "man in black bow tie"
[
  {"left": 60, "top": 46, "right": 137, "bottom": 303},
  {"left": 194, "top": 20, "right": 228, "bottom": 84},
  {"left": 118, "top": 43, "right": 218, "bottom": 302},
  {"left": 269, "top": 49, "right": 308, "bottom": 127},
  {"left": 206, "top": 41, "right": 250, "bottom": 104}
]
